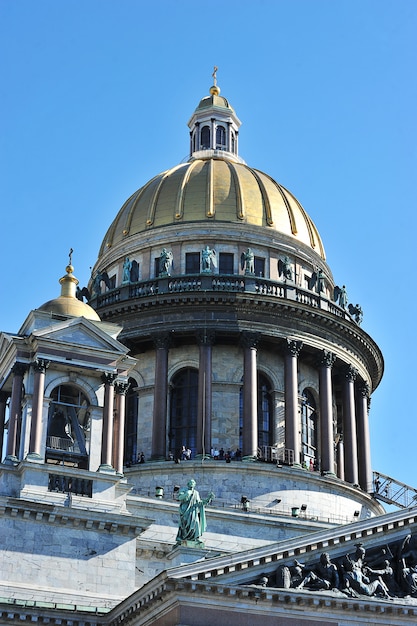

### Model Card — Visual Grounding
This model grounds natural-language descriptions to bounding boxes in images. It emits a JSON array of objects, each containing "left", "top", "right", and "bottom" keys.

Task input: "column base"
[
  {"left": 98, "top": 463, "right": 117, "bottom": 474},
  {"left": 25, "top": 452, "right": 43, "bottom": 463},
  {"left": 3, "top": 454, "right": 19, "bottom": 466}
]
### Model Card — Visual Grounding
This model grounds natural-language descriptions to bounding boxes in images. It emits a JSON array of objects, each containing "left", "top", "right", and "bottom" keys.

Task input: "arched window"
[
  {"left": 169, "top": 368, "right": 198, "bottom": 458},
  {"left": 216, "top": 125, "right": 226, "bottom": 149},
  {"left": 46, "top": 384, "right": 90, "bottom": 468},
  {"left": 124, "top": 378, "right": 138, "bottom": 466},
  {"left": 301, "top": 389, "right": 317, "bottom": 463},
  {"left": 201, "top": 126, "right": 210, "bottom": 149}
]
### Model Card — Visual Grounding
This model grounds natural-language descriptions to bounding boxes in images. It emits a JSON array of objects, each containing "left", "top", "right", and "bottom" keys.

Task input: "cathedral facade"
[{"left": 0, "top": 77, "right": 416, "bottom": 625}]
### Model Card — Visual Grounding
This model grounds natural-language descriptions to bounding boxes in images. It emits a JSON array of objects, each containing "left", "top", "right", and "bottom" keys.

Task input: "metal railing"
[{"left": 373, "top": 470, "right": 417, "bottom": 509}]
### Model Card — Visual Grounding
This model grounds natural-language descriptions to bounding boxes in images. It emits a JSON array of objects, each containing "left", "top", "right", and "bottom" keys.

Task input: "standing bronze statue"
[{"left": 176, "top": 479, "right": 214, "bottom": 546}]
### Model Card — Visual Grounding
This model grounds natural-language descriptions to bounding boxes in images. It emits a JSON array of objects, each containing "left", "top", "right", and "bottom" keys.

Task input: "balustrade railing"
[
  {"left": 94, "top": 274, "right": 356, "bottom": 324},
  {"left": 48, "top": 473, "right": 93, "bottom": 497}
]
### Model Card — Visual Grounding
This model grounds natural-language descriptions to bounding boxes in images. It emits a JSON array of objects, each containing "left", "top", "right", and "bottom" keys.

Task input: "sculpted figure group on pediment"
[{"left": 251, "top": 535, "right": 417, "bottom": 601}]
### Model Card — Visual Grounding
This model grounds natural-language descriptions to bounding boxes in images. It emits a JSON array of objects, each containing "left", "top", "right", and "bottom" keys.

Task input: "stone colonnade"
[
  {"left": 150, "top": 332, "right": 373, "bottom": 493},
  {"left": 1, "top": 360, "right": 128, "bottom": 474}
]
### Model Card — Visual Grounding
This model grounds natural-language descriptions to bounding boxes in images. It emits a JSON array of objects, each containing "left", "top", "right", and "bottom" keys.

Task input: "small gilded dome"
[
  {"left": 99, "top": 157, "right": 325, "bottom": 259},
  {"left": 196, "top": 91, "right": 234, "bottom": 113},
  {"left": 38, "top": 264, "right": 101, "bottom": 321}
]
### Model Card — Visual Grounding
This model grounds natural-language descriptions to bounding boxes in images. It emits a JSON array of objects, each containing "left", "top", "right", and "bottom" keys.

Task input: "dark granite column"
[
  {"left": 151, "top": 333, "right": 170, "bottom": 460},
  {"left": 0, "top": 391, "right": 9, "bottom": 462},
  {"left": 284, "top": 339, "right": 302, "bottom": 466},
  {"left": 100, "top": 372, "right": 117, "bottom": 470},
  {"left": 242, "top": 332, "right": 259, "bottom": 458},
  {"left": 196, "top": 331, "right": 214, "bottom": 457},
  {"left": 28, "top": 359, "right": 50, "bottom": 459},
  {"left": 343, "top": 365, "right": 359, "bottom": 485},
  {"left": 114, "top": 381, "right": 129, "bottom": 475},
  {"left": 318, "top": 350, "right": 336, "bottom": 475},
  {"left": 357, "top": 381, "right": 372, "bottom": 493},
  {"left": 5, "top": 363, "right": 27, "bottom": 461}
]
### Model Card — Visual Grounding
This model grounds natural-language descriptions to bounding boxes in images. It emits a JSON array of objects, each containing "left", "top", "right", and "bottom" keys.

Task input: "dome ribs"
[
  {"left": 146, "top": 164, "right": 184, "bottom": 227},
  {"left": 226, "top": 160, "right": 244, "bottom": 220},
  {"left": 260, "top": 171, "right": 297, "bottom": 234},
  {"left": 246, "top": 167, "right": 274, "bottom": 226},
  {"left": 206, "top": 159, "right": 214, "bottom": 217},
  {"left": 175, "top": 162, "right": 197, "bottom": 220},
  {"left": 98, "top": 159, "right": 325, "bottom": 260},
  {"left": 281, "top": 184, "right": 326, "bottom": 260},
  {"left": 124, "top": 176, "right": 160, "bottom": 234},
  {"left": 101, "top": 190, "right": 138, "bottom": 250}
]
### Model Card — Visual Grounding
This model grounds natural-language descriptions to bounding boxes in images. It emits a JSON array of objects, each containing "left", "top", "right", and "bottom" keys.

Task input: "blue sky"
[{"left": 1, "top": 0, "right": 416, "bottom": 490}]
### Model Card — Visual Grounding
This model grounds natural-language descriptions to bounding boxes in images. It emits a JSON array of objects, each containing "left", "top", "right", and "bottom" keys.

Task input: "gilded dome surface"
[
  {"left": 38, "top": 264, "right": 101, "bottom": 321},
  {"left": 99, "top": 156, "right": 325, "bottom": 259},
  {"left": 38, "top": 296, "right": 100, "bottom": 321}
]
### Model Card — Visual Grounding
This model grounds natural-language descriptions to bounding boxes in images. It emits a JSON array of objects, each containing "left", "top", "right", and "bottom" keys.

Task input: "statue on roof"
[
  {"left": 241, "top": 248, "right": 255, "bottom": 275},
  {"left": 159, "top": 248, "right": 173, "bottom": 276},
  {"left": 334, "top": 285, "right": 348, "bottom": 309},
  {"left": 176, "top": 479, "right": 214, "bottom": 546},
  {"left": 278, "top": 256, "right": 293, "bottom": 281},
  {"left": 122, "top": 257, "right": 132, "bottom": 283},
  {"left": 348, "top": 303, "right": 363, "bottom": 324},
  {"left": 201, "top": 245, "right": 217, "bottom": 273}
]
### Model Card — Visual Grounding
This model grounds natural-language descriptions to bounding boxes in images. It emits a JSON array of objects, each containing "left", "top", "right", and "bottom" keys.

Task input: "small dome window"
[
  {"left": 201, "top": 126, "right": 211, "bottom": 149},
  {"left": 216, "top": 125, "right": 226, "bottom": 150}
]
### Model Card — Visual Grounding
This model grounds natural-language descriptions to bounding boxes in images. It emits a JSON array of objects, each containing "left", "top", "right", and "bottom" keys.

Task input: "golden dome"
[
  {"left": 38, "top": 264, "right": 101, "bottom": 321},
  {"left": 99, "top": 156, "right": 325, "bottom": 259}
]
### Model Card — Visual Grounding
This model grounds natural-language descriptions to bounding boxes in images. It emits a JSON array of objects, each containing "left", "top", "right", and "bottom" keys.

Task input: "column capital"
[
  {"left": 152, "top": 332, "right": 171, "bottom": 350},
  {"left": 358, "top": 381, "right": 371, "bottom": 412},
  {"left": 318, "top": 350, "right": 336, "bottom": 368},
  {"left": 196, "top": 329, "right": 215, "bottom": 346},
  {"left": 101, "top": 372, "right": 117, "bottom": 386},
  {"left": 358, "top": 381, "right": 370, "bottom": 398},
  {"left": 240, "top": 331, "right": 260, "bottom": 350},
  {"left": 115, "top": 380, "right": 130, "bottom": 395},
  {"left": 0, "top": 391, "right": 10, "bottom": 403},
  {"left": 285, "top": 339, "right": 303, "bottom": 357},
  {"left": 11, "top": 362, "right": 27, "bottom": 377},
  {"left": 32, "top": 358, "right": 50, "bottom": 374},
  {"left": 344, "top": 364, "right": 358, "bottom": 382}
]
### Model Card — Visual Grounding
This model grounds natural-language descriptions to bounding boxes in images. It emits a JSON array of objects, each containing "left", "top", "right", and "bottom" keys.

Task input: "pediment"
[
  {"left": 30, "top": 317, "right": 128, "bottom": 356},
  {"left": 167, "top": 507, "right": 417, "bottom": 600}
]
